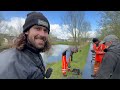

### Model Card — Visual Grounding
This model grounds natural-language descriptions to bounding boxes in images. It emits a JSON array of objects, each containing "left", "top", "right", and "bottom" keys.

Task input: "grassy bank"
[
  {"left": 46, "top": 43, "right": 90, "bottom": 79},
  {"left": 0, "top": 45, "right": 9, "bottom": 52},
  {"left": 52, "top": 41, "right": 76, "bottom": 45}
]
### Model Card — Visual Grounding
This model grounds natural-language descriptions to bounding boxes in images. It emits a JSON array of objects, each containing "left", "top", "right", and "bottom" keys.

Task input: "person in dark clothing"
[
  {"left": 0, "top": 12, "right": 52, "bottom": 79},
  {"left": 65, "top": 47, "right": 78, "bottom": 69},
  {"left": 65, "top": 47, "right": 78, "bottom": 62},
  {"left": 95, "top": 35, "right": 120, "bottom": 79},
  {"left": 70, "top": 47, "right": 78, "bottom": 61}
]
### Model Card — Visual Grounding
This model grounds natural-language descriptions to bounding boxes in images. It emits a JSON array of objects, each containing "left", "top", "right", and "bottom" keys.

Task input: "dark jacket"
[
  {"left": 0, "top": 45, "right": 45, "bottom": 79},
  {"left": 62, "top": 47, "right": 73, "bottom": 61},
  {"left": 95, "top": 42, "right": 120, "bottom": 79}
]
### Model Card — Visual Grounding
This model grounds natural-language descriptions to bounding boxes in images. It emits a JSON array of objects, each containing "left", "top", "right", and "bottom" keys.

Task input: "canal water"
[{"left": 41, "top": 44, "right": 70, "bottom": 66}]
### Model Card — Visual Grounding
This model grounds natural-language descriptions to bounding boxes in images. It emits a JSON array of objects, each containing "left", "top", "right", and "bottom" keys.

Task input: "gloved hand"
[
  {"left": 45, "top": 68, "right": 53, "bottom": 79},
  {"left": 104, "top": 49, "right": 108, "bottom": 52},
  {"left": 91, "top": 50, "right": 95, "bottom": 53}
]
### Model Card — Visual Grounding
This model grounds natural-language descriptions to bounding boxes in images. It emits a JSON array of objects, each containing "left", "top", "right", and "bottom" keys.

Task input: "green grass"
[
  {"left": 46, "top": 43, "right": 90, "bottom": 79},
  {"left": 0, "top": 45, "right": 9, "bottom": 52},
  {"left": 46, "top": 61, "right": 62, "bottom": 79},
  {"left": 51, "top": 41, "right": 76, "bottom": 45}
]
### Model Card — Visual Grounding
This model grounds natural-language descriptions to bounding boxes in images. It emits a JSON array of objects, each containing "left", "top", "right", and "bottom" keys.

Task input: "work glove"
[
  {"left": 104, "top": 49, "right": 108, "bottom": 52},
  {"left": 91, "top": 50, "right": 95, "bottom": 53}
]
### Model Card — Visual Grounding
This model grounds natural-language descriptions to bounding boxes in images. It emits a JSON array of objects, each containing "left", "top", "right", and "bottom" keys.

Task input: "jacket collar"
[{"left": 24, "top": 41, "right": 42, "bottom": 54}]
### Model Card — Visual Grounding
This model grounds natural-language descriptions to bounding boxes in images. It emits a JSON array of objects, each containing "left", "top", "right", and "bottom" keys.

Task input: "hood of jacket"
[{"left": 107, "top": 41, "right": 120, "bottom": 56}]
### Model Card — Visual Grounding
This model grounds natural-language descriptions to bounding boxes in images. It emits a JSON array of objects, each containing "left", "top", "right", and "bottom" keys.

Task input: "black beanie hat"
[
  {"left": 92, "top": 38, "right": 99, "bottom": 43},
  {"left": 23, "top": 12, "right": 50, "bottom": 34}
]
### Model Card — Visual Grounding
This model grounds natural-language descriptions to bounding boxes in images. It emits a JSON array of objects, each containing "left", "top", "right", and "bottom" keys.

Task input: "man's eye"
[
  {"left": 33, "top": 26, "right": 48, "bottom": 33},
  {"left": 36, "top": 27, "right": 40, "bottom": 29},
  {"left": 35, "top": 27, "right": 41, "bottom": 30},
  {"left": 44, "top": 29, "right": 48, "bottom": 32}
]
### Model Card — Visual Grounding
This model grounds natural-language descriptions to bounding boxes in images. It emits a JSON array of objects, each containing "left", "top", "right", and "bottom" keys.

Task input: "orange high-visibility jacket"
[{"left": 93, "top": 43, "right": 106, "bottom": 63}]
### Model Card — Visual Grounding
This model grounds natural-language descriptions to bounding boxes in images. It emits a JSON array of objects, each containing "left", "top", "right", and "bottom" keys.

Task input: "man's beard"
[
  {"left": 34, "top": 35, "right": 47, "bottom": 42},
  {"left": 28, "top": 35, "right": 47, "bottom": 50}
]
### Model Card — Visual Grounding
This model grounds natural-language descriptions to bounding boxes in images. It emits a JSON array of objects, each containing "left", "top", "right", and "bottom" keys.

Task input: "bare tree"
[
  {"left": 0, "top": 12, "right": 5, "bottom": 46},
  {"left": 98, "top": 11, "right": 120, "bottom": 39},
  {"left": 8, "top": 18, "right": 23, "bottom": 36},
  {"left": 0, "top": 12, "right": 5, "bottom": 33},
  {"left": 2, "top": 18, "right": 23, "bottom": 37},
  {"left": 14, "top": 19, "right": 23, "bottom": 36},
  {"left": 62, "top": 11, "right": 91, "bottom": 46},
  {"left": 79, "top": 21, "right": 91, "bottom": 44}
]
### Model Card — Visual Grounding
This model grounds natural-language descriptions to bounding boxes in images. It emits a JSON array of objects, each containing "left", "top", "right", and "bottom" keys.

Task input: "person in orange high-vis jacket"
[
  {"left": 96, "top": 43, "right": 106, "bottom": 63},
  {"left": 91, "top": 38, "right": 106, "bottom": 77},
  {"left": 62, "top": 51, "right": 67, "bottom": 76},
  {"left": 62, "top": 47, "right": 78, "bottom": 76}
]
